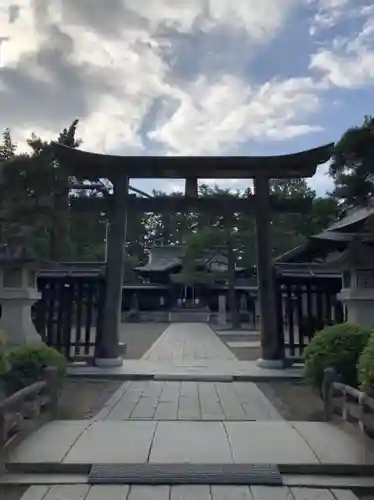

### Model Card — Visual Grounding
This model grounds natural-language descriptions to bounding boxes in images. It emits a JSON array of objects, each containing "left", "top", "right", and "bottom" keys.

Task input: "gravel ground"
[
  {"left": 57, "top": 323, "right": 169, "bottom": 419},
  {"left": 57, "top": 378, "right": 123, "bottom": 419},
  {"left": 218, "top": 332, "right": 262, "bottom": 361},
  {"left": 257, "top": 380, "right": 325, "bottom": 421},
  {"left": 119, "top": 322, "right": 168, "bottom": 359}
]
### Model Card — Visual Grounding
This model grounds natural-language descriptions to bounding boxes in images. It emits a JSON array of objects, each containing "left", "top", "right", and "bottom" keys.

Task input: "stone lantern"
[
  {"left": 0, "top": 238, "right": 42, "bottom": 346},
  {"left": 334, "top": 237, "right": 374, "bottom": 327}
]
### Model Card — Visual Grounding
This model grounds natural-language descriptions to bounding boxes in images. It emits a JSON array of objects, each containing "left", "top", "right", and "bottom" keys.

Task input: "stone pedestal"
[
  {"left": 334, "top": 244, "right": 374, "bottom": 328},
  {"left": 338, "top": 288, "right": 374, "bottom": 327},
  {"left": 0, "top": 265, "right": 41, "bottom": 346},
  {"left": 218, "top": 294, "right": 227, "bottom": 326}
]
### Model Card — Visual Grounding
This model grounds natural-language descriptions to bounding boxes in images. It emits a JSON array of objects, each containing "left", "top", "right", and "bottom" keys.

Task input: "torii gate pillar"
[
  {"left": 95, "top": 174, "right": 128, "bottom": 367},
  {"left": 254, "top": 176, "right": 284, "bottom": 368}
]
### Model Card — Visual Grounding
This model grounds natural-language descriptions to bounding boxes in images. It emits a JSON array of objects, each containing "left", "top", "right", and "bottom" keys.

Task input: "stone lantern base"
[
  {"left": 338, "top": 288, "right": 374, "bottom": 328},
  {"left": 0, "top": 287, "right": 42, "bottom": 346}
]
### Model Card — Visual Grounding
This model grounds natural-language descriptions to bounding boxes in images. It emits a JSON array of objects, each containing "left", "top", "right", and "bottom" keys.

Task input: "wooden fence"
[
  {"left": 33, "top": 274, "right": 106, "bottom": 361},
  {"left": 275, "top": 274, "right": 344, "bottom": 360}
]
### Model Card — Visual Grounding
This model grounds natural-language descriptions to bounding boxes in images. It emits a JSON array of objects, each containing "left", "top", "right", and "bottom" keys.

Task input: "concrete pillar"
[
  {"left": 254, "top": 176, "right": 285, "bottom": 368},
  {"left": 95, "top": 174, "right": 128, "bottom": 367}
]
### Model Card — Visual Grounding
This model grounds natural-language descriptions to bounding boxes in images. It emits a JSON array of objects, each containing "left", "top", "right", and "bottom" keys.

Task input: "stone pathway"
[
  {"left": 68, "top": 323, "right": 301, "bottom": 379},
  {"left": 20, "top": 484, "right": 362, "bottom": 500},
  {"left": 96, "top": 380, "right": 283, "bottom": 421},
  {"left": 5, "top": 324, "right": 374, "bottom": 500},
  {"left": 94, "top": 324, "right": 283, "bottom": 421},
  {"left": 142, "top": 323, "right": 238, "bottom": 362}
]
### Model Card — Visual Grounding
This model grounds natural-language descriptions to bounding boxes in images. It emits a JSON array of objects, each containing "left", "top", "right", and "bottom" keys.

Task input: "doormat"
[{"left": 89, "top": 463, "right": 283, "bottom": 485}]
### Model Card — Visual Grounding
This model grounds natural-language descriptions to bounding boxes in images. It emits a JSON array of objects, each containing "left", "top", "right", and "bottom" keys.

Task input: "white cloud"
[
  {"left": 0, "top": 0, "right": 326, "bottom": 158},
  {"left": 310, "top": 3, "right": 374, "bottom": 88},
  {"left": 150, "top": 75, "right": 323, "bottom": 155},
  {"left": 125, "top": 0, "right": 296, "bottom": 40},
  {"left": 308, "top": 164, "right": 334, "bottom": 195},
  {"left": 309, "top": 0, "right": 350, "bottom": 33}
]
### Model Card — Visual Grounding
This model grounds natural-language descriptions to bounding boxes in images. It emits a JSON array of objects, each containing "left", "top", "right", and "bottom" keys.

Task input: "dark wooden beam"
[
  {"left": 70, "top": 195, "right": 312, "bottom": 214},
  {"left": 52, "top": 142, "right": 334, "bottom": 180}
]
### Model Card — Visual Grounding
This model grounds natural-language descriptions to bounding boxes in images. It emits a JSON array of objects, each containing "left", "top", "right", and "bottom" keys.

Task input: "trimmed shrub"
[
  {"left": 303, "top": 323, "right": 373, "bottom": 391},
  {"left": 358, "top": 333, "right": 374, "bottom": 394},
  {"left": 4, "top": 342, "right": 67, "bottom": 393}
]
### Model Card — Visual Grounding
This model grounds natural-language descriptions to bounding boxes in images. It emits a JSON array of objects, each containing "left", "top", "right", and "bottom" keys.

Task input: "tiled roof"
[
  {"left": 326, "top": 205, "right": 374, "bottom": 232},
  {"left": 134, "top": 246, "right": 185, "bottom": 272},
  {"left": 135, "top": 246, "right": 245, "bottom": 272}
]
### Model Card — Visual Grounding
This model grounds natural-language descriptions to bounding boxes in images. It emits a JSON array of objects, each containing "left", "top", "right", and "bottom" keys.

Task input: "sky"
[{"left": 0, "top": 0, "right": 373, "bottom": 197}]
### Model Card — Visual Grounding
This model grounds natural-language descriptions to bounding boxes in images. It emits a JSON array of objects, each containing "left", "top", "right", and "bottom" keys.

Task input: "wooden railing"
[
  {"left": 322, "top": 367, "right": 374, "bottom": 437},
  {"left": 0, "top": 366, "right": 59, "bottom": 447}
]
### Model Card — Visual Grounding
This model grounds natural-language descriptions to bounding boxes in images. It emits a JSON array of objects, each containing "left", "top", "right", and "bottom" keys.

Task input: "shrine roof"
[
  {"left": 275, "top": 203, "right": 374, "bottom": 264},
  {"left": 51, "top": 142, "right": 334, "bottom": 179},
  {"left": 135, "top": 246, "right": 184, "bottom": 272},
  {"left": 135, "top": 245, "right": 245, "bottom": 273},
  {"left": 326, "top": 204, "right": 374, "bottom": 232},
  {"left": 326, "top": 238, "right": 374, "bottom": 269}
]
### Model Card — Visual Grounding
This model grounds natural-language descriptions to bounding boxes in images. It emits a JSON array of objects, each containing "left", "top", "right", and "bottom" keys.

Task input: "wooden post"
[
  {"left": 43, "top": 366, "right": 59, "bottom": 412},
  {"left": 185, "top": 177, "right": 198, "bottom": 198},
  {"left": 95, "top": 174, "right": 128, "bottom": 367},
  {"left": 254, "top": 175, "right": 284, "bottom": 367}
]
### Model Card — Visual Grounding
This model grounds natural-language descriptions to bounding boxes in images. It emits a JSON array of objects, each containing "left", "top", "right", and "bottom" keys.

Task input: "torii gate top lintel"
[{"left": 51, "top": 142, "right": 334, "bottom": 180}]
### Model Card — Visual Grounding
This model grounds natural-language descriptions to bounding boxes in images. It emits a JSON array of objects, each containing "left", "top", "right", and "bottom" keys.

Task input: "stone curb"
[
  {"left": 67, "top": 372, "right": 302, "bottom": 382},
  {"left": 5, "top": 462, "right": 374, "bottom": 478},
  {"left": 2, "top": 474, "right": 374, "bottom": 492}
]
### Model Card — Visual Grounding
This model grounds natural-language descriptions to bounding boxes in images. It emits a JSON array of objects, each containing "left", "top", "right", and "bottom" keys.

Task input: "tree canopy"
[
  {"left": 0, "top": 124, "right": 345, "bottom": 266},
  {"left": 330, "top": 116, "right": 374, "bottom": 206}
]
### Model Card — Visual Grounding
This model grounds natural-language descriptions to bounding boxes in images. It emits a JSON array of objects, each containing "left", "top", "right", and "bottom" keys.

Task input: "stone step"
[
  {"left": 3, "top": 471, "right": 374, "bottom": 490},
  {"left": 6, "top": 420, "right": 374, "bottom": 472},
  {"left": 14, "top": 484, "right": 363, "bottom": 500}
]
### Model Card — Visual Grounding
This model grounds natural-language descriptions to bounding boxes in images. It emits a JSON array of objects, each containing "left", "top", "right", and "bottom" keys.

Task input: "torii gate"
[{"left": 51, "top": 144, "right": 334, "bottom": 368}]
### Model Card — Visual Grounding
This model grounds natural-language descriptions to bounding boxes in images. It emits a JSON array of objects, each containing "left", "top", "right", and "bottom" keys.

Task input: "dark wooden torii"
[{"left": 52, "top": 142, "right": 334, "bottom": 368}]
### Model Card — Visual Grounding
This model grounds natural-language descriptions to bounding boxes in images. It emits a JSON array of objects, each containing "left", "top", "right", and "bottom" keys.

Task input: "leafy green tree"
[
  {"left": 0, "top": 121, "right": 81, "bottom": 260},
  {"left": 0, "top": 129, "right": 17, "bottom": 160},
  {"left": 330, "top": 115, "right": 374, "bottom": 206}
]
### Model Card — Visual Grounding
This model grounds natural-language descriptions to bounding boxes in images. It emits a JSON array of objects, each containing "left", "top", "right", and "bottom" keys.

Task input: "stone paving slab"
[
  {"left": 63, "top": 421, "right": 157, "bottom": 464},
  {"left": 8, "top": 421, "right": 91, "bottom": 464},
  {"left": 19, "top": 485, "right": 361, "bottom": 500},
  {"left": 149, "top": 421, "right": 233, "bottom": 463},
  {"left": 9, "top": 420, "right": 374, "bottom": 467},
  {"left": 292, "top": 421, "right": 374, "bottom": 465},
  {"left": 224, "top": 421, "right": 318, "bottom": 464},
  {"left": 100, "top": 380, "right": 283, "bottom": 421}
]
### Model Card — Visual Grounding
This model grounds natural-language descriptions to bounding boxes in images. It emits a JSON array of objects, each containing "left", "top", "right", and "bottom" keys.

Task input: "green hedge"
[
  {"left": 4, "top": 343, "right": 67, "bottom": 394},
  {"left": 304, "top": 323, "right": 373, "bottom": 391},
  {"left": 358, "top": 333, "right": 374, "bottom": 394}
]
